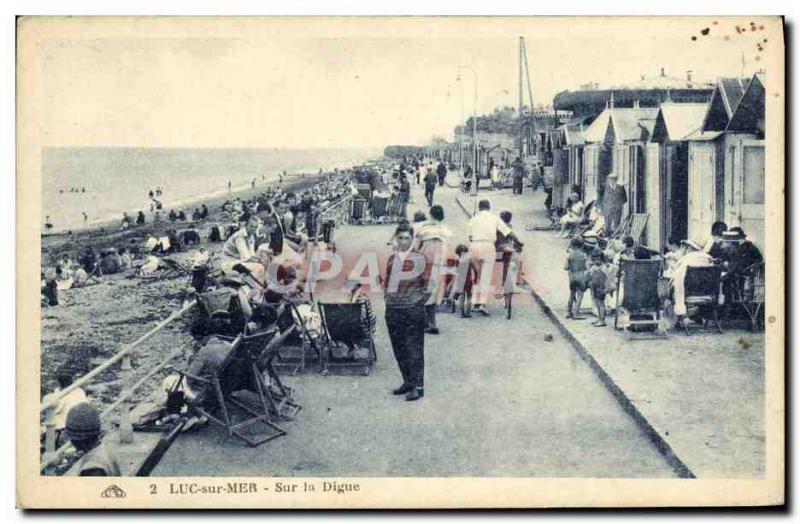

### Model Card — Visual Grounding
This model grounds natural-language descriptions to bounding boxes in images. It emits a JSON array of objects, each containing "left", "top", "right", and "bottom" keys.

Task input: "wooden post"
[
  {"left": 118, "top": 353, "right": 133, "bottom": 444},
  {"left": 42, "top": 403, "right": 58, "bottom": 465}
]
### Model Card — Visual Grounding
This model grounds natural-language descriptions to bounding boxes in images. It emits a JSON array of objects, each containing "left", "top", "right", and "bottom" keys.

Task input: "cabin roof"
[
  {"left": 726, "top": 73, "right": 765, "bottom": 134},
  {"left": 651, "top": 103, "right": 709, "bottom": 142},
  {"left": 563, "top": 124, "right": 585, "bottom": 146},
  {"left": 685, "top": 130, "right": 724, "bottom": 142},
  {"left": 701, "top": 77, "right": 751, "bottom": 131},
  {"left": 583, "top": 106, "right": 658, "bottom": 144}
]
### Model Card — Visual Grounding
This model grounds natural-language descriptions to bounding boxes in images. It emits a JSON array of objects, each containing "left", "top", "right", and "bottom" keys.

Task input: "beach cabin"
[
  {"left": 686, "top": 77, "right": 752, "bottom": 245},
  {"left": 551, "top": 129, "right": 570, "bottom": 208},
  {"left": 563, "top": 124, "right": 586, "bottom": 196},
  {"left": 722, "top": 73, "right": 765, "bottom": 251},
  {"left": 581, "top": 101, "right": 658, "bottom": 216},
  {"left": 647, "top": 102, "right": 709, "bottom": 251}
]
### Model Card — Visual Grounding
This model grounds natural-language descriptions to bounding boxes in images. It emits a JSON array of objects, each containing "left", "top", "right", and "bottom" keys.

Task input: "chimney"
[
  {"left": 686, "top": 70, "right": 694, "bottom": 82},
  {"left": 660, "top": 67, "right": 666, "bottom": 77}
]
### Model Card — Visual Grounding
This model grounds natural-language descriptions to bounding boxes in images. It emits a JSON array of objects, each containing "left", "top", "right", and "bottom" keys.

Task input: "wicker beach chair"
[
  {"left": 728, "top": 261, "right": 765, "bottom": 332},
  {"left": 614, "top": 258, "right": 667, "bottom": 338},
  {"left": 682, "top": 265, "right": 724, "bottom": 335}
]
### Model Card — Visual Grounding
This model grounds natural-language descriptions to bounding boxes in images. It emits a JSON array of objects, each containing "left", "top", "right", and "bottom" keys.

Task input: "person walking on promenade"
[
  {"left": 415, "top": 205, "right": 452, "bottom": 334},
  {"left": 384, "top": 223, "right": 431, "bottom": 401},
  {"left": 490, "top": 162, "right": 501, "bottom": 190},
  {"left": 398, "top": 174, "right": 411, "bottom": 219},
  {"left": 416, "top": 162, "right": 424, "bottom": 185},
  {"left": 436, "top": 161, "right": 447, "bottom": 187},
  {"left": 466, "top": 199, "right": 521, "bottom": 316},
  {"left": 511, "top": 157, "right": 525, "bottom": 195},
  {"left": 424, "top": 166, "right": 437, "bottom": 207},
  {"left": 603, "top": 173, "right": 627, "bottom": 235}
]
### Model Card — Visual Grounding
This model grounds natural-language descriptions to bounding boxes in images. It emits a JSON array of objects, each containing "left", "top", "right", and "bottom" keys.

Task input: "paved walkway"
[
  {"left": 155, "top": 180, "right": 675, "bottom": 478},
  {"left": 456, "top": 186, "right": 765, "bottom": 478}
]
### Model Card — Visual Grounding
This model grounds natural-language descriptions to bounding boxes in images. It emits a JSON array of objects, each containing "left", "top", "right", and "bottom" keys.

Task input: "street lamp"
[{"left": 457, "top": 65, "right": 478, "bottom": 198}]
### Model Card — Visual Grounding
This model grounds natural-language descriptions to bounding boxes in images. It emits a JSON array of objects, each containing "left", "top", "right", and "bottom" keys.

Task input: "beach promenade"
[
  {"left": 153, "top": 178, "right": 676, "bottom": 478},
  {"left": 455, "top": 186, "right": 767, "bottom": 478}
]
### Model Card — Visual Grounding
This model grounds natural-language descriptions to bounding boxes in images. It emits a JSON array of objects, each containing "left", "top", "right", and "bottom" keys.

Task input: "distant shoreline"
[{"left": 40, "top": 173, "right": 329, "bottom": 261}]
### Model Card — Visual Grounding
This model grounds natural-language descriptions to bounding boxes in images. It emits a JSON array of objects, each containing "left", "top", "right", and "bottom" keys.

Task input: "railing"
[
  {"left": 40, "top": 299, "right": 197, "bottom": 472},
  {"left": 318, "top": 194, "right": 354, "bottom": 228}
]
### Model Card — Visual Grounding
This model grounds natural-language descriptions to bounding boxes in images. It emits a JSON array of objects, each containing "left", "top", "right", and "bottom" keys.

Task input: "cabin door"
[
  {"left": 740, "top": 143, "right": 765, "bottom": 251},
  {"left": 552, "top": 148, "right": 570, "bottom": 208},
  {"left": 666, "top": 143, "right": 689, "bottom": 244},
  {"left": 645, "top": 143, "right": 662, "bottom": 250},
  {"left": 688, "top": 144, "right": 715, "bottom": 241},
  {"left": 583, "top": 145, "right": 598, "bottom": 205}
]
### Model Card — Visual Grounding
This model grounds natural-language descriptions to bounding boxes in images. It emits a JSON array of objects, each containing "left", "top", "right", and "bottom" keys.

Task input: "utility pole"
[
  {"left": 518, "top": 36, "right": 535, "bottom": 159},
  {"left": 458, "top": 65, "right": 478, "bottom": 198},
  {"left": 518, "top": 36, "right": 524, "bottom": 158}
]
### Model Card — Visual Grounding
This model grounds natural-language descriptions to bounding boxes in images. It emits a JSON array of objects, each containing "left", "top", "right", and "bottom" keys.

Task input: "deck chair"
[
  {"left": 273, "top": 302, "right": 325, "bottom": 375},
  {"left": 243, "top": 326, "right": 302, "bottom": 421},
  {"left": 183, "top": 334, "right": 286, "bottom": 447},
  {"left": 318, "top": 302, "right": 377, "bottom": 376},
  {"left": 614, "top": 259, "right": 667, "bottom": 338},
  {"left": 683, "top": 265, "right": 724, "bottom": 335},
  {"left": 628, "top": 213, "right": 649, "bottom": 244}
]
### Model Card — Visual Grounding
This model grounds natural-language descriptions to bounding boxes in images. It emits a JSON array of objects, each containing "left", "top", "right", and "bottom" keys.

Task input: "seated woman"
[
  {"left": 557, "top": 192, "right": 584, "bottom": 238},
  {"left": 580, "top": 205, "right": 606, "bottom": 245}
]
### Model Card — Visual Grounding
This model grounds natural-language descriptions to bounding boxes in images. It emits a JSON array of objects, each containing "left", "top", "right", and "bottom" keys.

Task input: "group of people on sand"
[
  {"left": 42, "top": 168, "right": 365, "bottom": 474},
  {"left": 553, "top": 172, "right": 764, "bottom": 331}
]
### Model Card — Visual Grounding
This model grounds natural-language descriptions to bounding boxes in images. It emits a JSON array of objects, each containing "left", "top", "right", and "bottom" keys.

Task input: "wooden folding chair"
[
  {"left": 273, "top": 302, "right": 325, "bottom": 375},
  {"left": 628, "top": 213, "right": 649, "bottom": 244},
  {"left": 184, "top": 334, "right": 287, "bottom": 447}
]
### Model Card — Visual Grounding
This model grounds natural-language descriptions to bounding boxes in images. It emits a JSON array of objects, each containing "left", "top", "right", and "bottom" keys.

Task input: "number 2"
[{"left": 150, "top": 484, "right": 157, "bottom": 495}]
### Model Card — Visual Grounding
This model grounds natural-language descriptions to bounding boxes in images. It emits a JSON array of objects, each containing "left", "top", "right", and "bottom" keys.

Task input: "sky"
[{"left": 36, "top": 17, "right": 779, "bottom": 149}]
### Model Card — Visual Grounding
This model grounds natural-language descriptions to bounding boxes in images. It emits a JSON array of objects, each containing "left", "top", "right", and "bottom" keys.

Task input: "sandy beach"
[{"left": 39, "top": 172, "right": 330, "bottom": 409}]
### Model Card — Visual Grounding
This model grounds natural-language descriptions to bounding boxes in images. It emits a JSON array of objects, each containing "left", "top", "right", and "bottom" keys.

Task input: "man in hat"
[
  {"left": 65, "top": 402, "right": 121, "bottom": 476},
  {"left": 668, "top": 237, "right": 714, "bottom": 319},
  {"left": 604, "top": 173, "right": 627, "bottom": 235},
  {"left": 722, "top": 227, "right": 763, "bottom": 276},
  {"left": 719, "top": 227, "right": 763, "bottom": 306}
]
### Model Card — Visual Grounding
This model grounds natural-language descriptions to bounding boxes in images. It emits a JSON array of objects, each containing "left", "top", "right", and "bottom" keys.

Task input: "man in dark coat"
[
  {"left": 384, "top": 223, "right": 431, "bottom": 401},
  {"left": 424, "top": 168, "right": 437, "bottom": 207},
  {"left": 603, "top": 173, "right": 627, "bottom": 234},
  {"left": 511, "top": 157, "right": 525, "bottom": 195},
  {"left": 436, "top": 161, "right": 447, "bottom": 187}
]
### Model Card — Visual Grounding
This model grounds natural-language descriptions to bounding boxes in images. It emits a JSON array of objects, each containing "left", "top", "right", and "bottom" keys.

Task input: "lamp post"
[{"left": 457, "top": 65, "right": 478, "bottom": 197}]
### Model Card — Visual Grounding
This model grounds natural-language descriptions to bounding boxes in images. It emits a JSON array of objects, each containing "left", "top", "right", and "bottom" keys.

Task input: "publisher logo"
[{"left": 101, "top": 484, "right": 127, "bottom": 498}]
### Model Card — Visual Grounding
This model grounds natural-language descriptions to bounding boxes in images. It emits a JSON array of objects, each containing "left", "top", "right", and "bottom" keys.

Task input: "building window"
[{"left": 743, "top": 146, "right": 765, "bottom": 205}]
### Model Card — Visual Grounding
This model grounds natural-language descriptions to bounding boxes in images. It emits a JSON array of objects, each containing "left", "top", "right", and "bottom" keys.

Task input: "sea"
[{"left": 42, "top": 147, "right": 381, "bottom": 232}]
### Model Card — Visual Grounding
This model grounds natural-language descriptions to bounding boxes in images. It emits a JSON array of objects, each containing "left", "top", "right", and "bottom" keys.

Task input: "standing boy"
[
  {"left": 564, "top": 237, "right": 588, "bottom": 319},
  {"left": 587, "top": 249, "right": 608, "bottom": 327}
]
